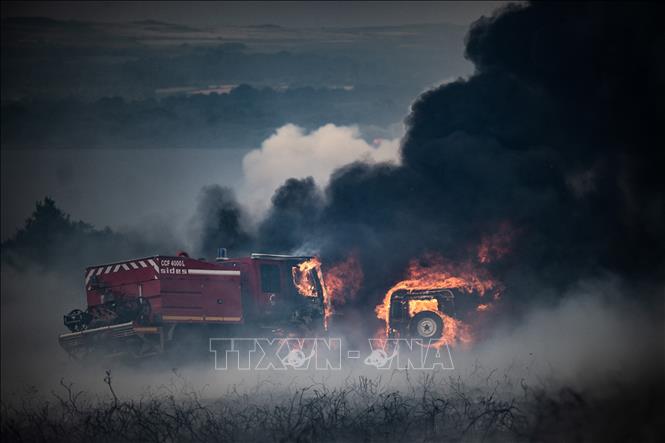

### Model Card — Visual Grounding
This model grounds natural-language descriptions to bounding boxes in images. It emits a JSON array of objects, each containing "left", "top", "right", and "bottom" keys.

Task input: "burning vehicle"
[
  {"left": 386, "top": 288, "right": 456, "bottom": 341},
  {"left": 59, "top": 251, "right": 328, "bottom": 359},
  {"left": 375, "top": 254, "right": 502, "bottom": 349}
]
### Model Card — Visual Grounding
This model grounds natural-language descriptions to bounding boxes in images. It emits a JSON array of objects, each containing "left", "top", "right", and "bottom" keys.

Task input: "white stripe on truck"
[
  {"left": 147, "top": 259, "right": 159, "bottom": 273},
  {"left": 85, "top": 269, "right": 95, "bottom": 285},
  {"left": 84, "top": 259, "right": 239, "bottom": 284},
  {"left": 187, "top": 269, "right": 241, "bottom": 276}
]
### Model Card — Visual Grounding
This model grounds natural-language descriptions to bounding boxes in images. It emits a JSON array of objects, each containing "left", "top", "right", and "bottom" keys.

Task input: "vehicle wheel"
[{"left": 410, "top": 311, "right": 443, "bottom": 341}]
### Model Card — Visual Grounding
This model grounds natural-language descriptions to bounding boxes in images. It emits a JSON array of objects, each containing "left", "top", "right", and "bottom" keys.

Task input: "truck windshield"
[{"left": 291, "top": 261, "right": 323, "bottom": 299}]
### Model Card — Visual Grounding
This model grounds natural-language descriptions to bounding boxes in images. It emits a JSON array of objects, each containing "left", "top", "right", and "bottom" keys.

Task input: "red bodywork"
[
  {"left": 60, "top": 253, "right": 325, "bottom": 359},
  {"left": 85, "top": 255, "right": 244, "bottom": 324}
]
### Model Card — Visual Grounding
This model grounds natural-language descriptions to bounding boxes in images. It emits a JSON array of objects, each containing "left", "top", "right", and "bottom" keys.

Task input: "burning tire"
[{"left": 410, "top": 311, "right": 443, "bottom": 341}]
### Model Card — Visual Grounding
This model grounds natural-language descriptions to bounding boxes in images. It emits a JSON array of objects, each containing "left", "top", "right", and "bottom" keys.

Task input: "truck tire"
[{"left": 410, "top": 311, "right": 443, "bottom": 341}]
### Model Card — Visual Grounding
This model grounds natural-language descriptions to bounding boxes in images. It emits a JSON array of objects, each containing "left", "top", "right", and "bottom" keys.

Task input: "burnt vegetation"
[{"left": 2, "top": 371, "right": 662, "bottom": 443}]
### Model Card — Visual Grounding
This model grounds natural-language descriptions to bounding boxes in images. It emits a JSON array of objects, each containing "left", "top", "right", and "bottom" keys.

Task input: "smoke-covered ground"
[
  {"left": 2, "top": 270, "right": 660, "bottom": 394},
  {"left": 2, "top": 2, "right": 664, "bottom": 441},
  {"left": 1, "top": 264, "right": 663, "bottom": 441}
]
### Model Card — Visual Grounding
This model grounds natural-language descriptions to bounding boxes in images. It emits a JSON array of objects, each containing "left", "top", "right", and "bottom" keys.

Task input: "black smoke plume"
[
  {"left": 192, "top": 185, "right": 252, "bottom": 258},
  {"left": 257, "top": 177, "right": 324, "bottom": 253},
  {"left": 252, "top": 3, "right": 664, "bottom": 315}
]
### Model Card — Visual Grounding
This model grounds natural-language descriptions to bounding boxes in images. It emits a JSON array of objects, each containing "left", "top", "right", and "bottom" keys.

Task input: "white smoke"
[
  {"left": 453, "top": 278, "right": 663, "bottom": 389},
  {"left": 240, "top": 124, "right": 401, "bottom": 217}
]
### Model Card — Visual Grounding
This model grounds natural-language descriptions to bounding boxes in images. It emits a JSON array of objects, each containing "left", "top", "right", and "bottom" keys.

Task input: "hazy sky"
[
  {"left": 2, "top": 1, "right": 507, "bottom": 27},
  {"left": 1, "top": 1, "right": 507, "bottom": 241}
]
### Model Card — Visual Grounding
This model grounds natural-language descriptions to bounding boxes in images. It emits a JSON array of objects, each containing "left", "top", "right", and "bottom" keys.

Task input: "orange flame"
[
  {"left": 292, "top": 259, "right": 320, "bottom": 298},
  {"left": 437, "top": 312, "right": 472, "bottom": 348},
  {"left": 476, "top": 303, "right": 491, "bottom": 312},
  {"left": 408, "top": 298, "right": 438, "bottom": 317},
  {"left": 322, "top": 253, "right": 363, "bottom": 307},
  {"left": 292, "top": 257, "right": 331, "bottom": 329},
  {"left": 292, "top": 255, "right": 363, "bottom": 331},
  {"left": 406, "top": 298, "right": 466, "bottom": 349},
  {"left": 375, "top": 253, "right": 499, "bottom": 347}
]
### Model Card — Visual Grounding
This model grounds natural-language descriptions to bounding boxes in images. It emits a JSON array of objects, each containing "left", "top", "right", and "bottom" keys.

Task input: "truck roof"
[
  {"left": 393, "top": 288, "right": 455, "bottom": 297},
  {"left": 85, "top": 253, "right": 313, "bottom": 271},
  {"left": 249, "top": 253, "right": 313, "bottom": 261}
]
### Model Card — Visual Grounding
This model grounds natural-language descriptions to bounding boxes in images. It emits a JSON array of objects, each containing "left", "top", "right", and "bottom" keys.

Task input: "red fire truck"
[{"left": 59, "top": 251, "right": 326, "bottom": 359}]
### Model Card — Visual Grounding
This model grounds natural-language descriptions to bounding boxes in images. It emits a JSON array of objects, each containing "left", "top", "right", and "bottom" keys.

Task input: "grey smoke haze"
[
  {"left": 2, "top": 262, "right": 659, "bottom": 401},
  {"left": 1, "top": 149, "right": 247, "bottom": 242}
]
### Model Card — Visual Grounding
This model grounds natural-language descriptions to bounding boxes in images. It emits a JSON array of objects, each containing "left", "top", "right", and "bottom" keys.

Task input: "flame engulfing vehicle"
[
  {"left": 375, "top": 254, "right": 502, "bottom": 348},
  {"left": 59, "top": 251, "right": 326, "bottom": 359},
  {"left": 386, "top": 288, "right": 456, "bottom": 342}
]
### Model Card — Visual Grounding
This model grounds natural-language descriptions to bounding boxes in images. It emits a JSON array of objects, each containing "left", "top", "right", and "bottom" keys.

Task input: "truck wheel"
[{"left": 410, "top": 311, "right": 443, "bottom": 341}]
